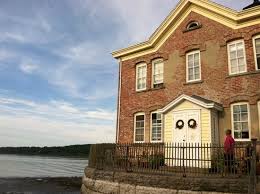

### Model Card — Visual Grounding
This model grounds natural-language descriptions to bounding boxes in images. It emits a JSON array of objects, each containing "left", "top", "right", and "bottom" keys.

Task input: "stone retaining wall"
[{"left": 81, "top": 167, "right": 248, "bottom": 194}]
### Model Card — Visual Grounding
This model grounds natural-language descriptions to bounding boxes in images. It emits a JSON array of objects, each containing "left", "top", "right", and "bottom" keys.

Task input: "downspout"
[{"left": 116, "top": 58, "right": 122, "bottom": 143}]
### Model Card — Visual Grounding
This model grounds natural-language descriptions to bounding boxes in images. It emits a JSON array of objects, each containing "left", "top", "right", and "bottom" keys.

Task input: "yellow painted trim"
[{"left": 111, "top": 0, "right": 260, "bottom": 61}]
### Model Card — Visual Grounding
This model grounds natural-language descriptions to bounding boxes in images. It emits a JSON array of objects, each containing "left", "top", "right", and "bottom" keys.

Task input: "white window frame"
[
  {"left": 136, "top": 63, "right": 147, "bottom": 91},
  {"left": 227, "top": 40, "right": 247, "bottom": 75},
  {"left": 152, "top": 59, "right": 164, "bottom": 88},
  {"left": 231, "top": 102, "right": 251, "bottom": 141},
  {"left": 186, "top": 50, "right": 201, "bottom": 83},
  {"left": 134, "top": 112, "right": 145, "bottom": 143},
  {"left": 253, "top": 35, "right": 260, "bottom": 70},
  {"left": 150, "top": 111, "right": 163, "bottom": 143}
]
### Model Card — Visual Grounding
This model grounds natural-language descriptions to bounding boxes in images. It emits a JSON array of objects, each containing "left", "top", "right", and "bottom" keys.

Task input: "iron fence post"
[
  {"left": 249, "top": 138, "right": 257, "bottom": 194},
  {"left": 182, "top": 145, "right": 186, "bottom": 177}
]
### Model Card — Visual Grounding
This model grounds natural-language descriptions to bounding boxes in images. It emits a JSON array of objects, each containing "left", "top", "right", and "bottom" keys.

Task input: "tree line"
[{"left": 0, "top": 144, "right": 91, "bottom": 157}]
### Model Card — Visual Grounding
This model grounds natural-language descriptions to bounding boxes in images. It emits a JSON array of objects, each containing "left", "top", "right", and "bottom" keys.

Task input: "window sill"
[
  {"left": 226, "top": 70, "right": 260, "bottom": 78},
  {"left": 136, "top": 85, "right": 165, "bottom": 93},
  {"left": 183, "top": 80, "right": 203, "bottom": 85}
]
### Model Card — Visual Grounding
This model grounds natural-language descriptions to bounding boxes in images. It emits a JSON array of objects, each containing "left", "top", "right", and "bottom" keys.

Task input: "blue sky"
[{"left": 0, "top": 0, "right": 250, "bottom": 146}]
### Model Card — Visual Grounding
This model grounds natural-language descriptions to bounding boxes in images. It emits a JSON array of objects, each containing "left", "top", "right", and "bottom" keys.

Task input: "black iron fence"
[{"left": 88, "top": 139, "right": 258, "bottom": 193}]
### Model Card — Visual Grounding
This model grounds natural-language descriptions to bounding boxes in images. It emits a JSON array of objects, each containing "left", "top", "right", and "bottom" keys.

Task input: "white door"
[
  {"left": 172, "top": 110, "right": 201, "bottom": 167},
  {"left": 173, "top": 112, "right": 187, "bottom": 143},
  {"left": 186, "top": 111, "right": 201, "bottom": 144}
]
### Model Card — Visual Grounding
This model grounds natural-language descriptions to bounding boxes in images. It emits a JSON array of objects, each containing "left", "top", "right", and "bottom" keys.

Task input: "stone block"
[
  {"left": 178, "top": 190, "right": 202, "bottom": 194},
  {"left": 136, "top": 185, "right": 177, "bottom": 194},
  {"left": 119, "top": 183, "right": 136, "bottom": 194},
  {"left": 82, "top": 175, "right": 95, "bottom": 190},
  {"left": 94, "top": 179, "right": 119, "bottom": 194}
]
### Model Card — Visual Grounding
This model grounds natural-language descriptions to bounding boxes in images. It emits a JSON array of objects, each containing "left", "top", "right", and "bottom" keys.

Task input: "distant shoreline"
[
  {"left": 0, "top": 144, "right": 91, "bottom": 158},
  {"left": 0, "top": 153, "right": 88, "bottom": 159}
]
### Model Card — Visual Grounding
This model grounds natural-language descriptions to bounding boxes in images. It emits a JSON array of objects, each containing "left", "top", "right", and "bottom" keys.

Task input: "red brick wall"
[{"left": 118, "top": 12, "right": 260, "bottom": 143}]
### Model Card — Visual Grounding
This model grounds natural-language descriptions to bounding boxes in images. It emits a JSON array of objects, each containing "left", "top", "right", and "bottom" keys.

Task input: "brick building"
[{"left": 112, "top": 0, "right": 260, "bottom": 145}]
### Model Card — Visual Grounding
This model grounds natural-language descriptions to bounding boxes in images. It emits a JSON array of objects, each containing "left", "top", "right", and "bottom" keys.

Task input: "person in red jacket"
[{"left": 224, "top": 129, "right": 235, "bottom": 173}]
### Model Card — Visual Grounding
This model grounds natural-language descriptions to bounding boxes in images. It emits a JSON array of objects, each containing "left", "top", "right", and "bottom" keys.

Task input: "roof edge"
[
  {"left": 158, "top": 94, "right": 223, "bottom": 113},
  {"left": 111, "top": 0, "right": 260, "bottom": 60}
]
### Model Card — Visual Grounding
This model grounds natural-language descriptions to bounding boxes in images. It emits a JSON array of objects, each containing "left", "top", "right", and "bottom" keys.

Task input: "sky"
[{"left": 0, "top": 0, "right": 250, "bottom": 147}]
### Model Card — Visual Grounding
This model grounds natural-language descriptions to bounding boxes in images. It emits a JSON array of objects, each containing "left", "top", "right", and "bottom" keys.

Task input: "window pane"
[
  {"left": 194, "top": 60, "right": 199, "bottom": 67},
  {"left": 242, "top": 122, "right": 249, "bottom": 131},
  {"left": 188, "top": 55, "right": 193, "bottom": 63},
  {"left": 188, "top": 60, "right": 193, "bottom": 68},
  {"left": 240, "top": 105, "right": 248, "bottom": 112},
  {"left": 231, "top": 66, "right": 237, "bottom": 74},
  {"left": 241, "top": 113, "right": 248, "bottom": 121},
  {"left": 229, "top": 44, "right": 236, "bottom": 52},
  {"left": 151, "top": 113, "right": 162, "bottom": 141},
  {"left": 255, "top": 38, "right": 260, "bottom": 53},
  {"left": 232, "top": 104, "right": 249, "bottom": 139},
  {"left": 231, "top": 59, "right": 237, "bottom": 68},
  {"left": 187, "top": 52, "right": 200, "bottom": 81},
  {"left": 194, "top": 53, "right": 199, "bottom": 62},
  {"left": 137, "top": 65, "right": 146, "bottom": 90},
  {"left": 238, "top": 58, "right": 244, "bottom": 66},
  {"left": 237, "top": 49, "right": 244, "bottom": 58},
  {"left": 238, "top": 64, "right": 245, "bottom": 72},
  {"left": 195, "top": 67, "right": 200, "bottom": 74},
  {"left": 136, "top": 115, "right": 144, "bottom": 121},
  {"left": 233, "top": 105, "right": 240, "bottom": 113},
  {"left": 242, "top": 132, "right": 249, "bottom": 139},
  {"left": 188, "top": 68, "right": 193, "bottom": 75},
  {"left": 234, "top": 132, "right": 241, "bottom": 139},
  {"left": 195, "top": 73, "right": 200, "bottom": 80},
  {"left": 233, "top": 113, "right": 240, "bottom": 121},
  {"left": 135, "top": 114, "right": 144, "bottom": 142},
  {"left": 230, "top": 51, "right": 236, "bottom": 59},
  {"left": 234, "top": 122, "right": 241, "bottom": 131},
  {"left": 153, "top": 61, "right": 163, "bottom": 86},
  {"left": 229, "top": 41, "right": 246, "bottom": 74},
  {"left": 237, "top": 42, "right": 243, "bottom": 50}
]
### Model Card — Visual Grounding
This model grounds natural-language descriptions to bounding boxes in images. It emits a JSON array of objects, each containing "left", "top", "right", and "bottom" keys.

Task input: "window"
[
  {"left": 186, "top": 21, "right": 199, "bottom": 31},
  {"left": 152, "top": 59, "right": 164, "bottom": 88},
  {"left": 151, "top": 112, "right": 162, "bottom": 142},
  {"left": 227, "top": 40, "right": 247, "bottom": 75},
  {"left": 134, "top": 113, "right": 145, "bottom": 142},
  {"left": 253, "top": 35, "right": 260, "bottom": 70},
  {"left": 136, "top": 63, "right": 147, "bottom": 91},
  {"left": 231, "top": 103, "right": 250, "bottom": 140},
  {"left": 186, "top": 50, "right": 201, "bottom": 82}
]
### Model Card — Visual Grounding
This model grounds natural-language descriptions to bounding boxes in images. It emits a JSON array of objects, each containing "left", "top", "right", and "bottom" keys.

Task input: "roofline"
[
  {"left": 111, "top": 0, "right": 260, "bottom": 61},
  {"left": 158, "top": 94, "right": 223, "bottom": 113}
]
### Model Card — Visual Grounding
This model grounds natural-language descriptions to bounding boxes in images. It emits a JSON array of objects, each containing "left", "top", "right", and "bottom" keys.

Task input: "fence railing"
[
  {"left": 90, "top": 142, "right": 254, "bottom": 177},
  {"left": 88, "top": 139, "right": 258, "bottom": 194}
]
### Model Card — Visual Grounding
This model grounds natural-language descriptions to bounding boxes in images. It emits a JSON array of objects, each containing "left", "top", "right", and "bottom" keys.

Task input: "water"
[{"left": 0, "top": 154, "right": 88, "bottom": 177}]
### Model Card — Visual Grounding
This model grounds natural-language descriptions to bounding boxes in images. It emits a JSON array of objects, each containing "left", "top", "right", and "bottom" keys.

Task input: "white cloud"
[
  {"left": 0, "top": 49, "right": 14, "bottom": 61},
  {"left": 0, "top": 96, "right": 116, "bottom": 122},
  {"left": 0, "top": 114, "right": 114, "bottom": 146},
  {"left": 0, "top": 95, "right": 116, "bottom": 146},
  {"left": 20, "top": 63, "right": 38, "bottom": 74}
]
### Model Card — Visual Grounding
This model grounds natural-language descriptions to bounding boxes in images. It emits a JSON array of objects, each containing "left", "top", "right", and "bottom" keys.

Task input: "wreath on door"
[
  {"left": 176, "top": 120, "right": 184, "bottom": 129},
  {"left": 188, "top": 119, "right": 197, "bottom": 129}
]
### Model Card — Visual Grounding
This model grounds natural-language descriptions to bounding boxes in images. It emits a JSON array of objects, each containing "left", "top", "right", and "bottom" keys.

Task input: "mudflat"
[{"left": 0, "top": 177, "right": 81, "bottom": 193}]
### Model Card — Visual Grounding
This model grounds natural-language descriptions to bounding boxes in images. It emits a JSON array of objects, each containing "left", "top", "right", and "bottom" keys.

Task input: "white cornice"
[
  {"left": 112, "top": 0, "right": 260, "bottom": 61},
  {"left": 158, "top": 94, "right": 223, "bottom": 113}
]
